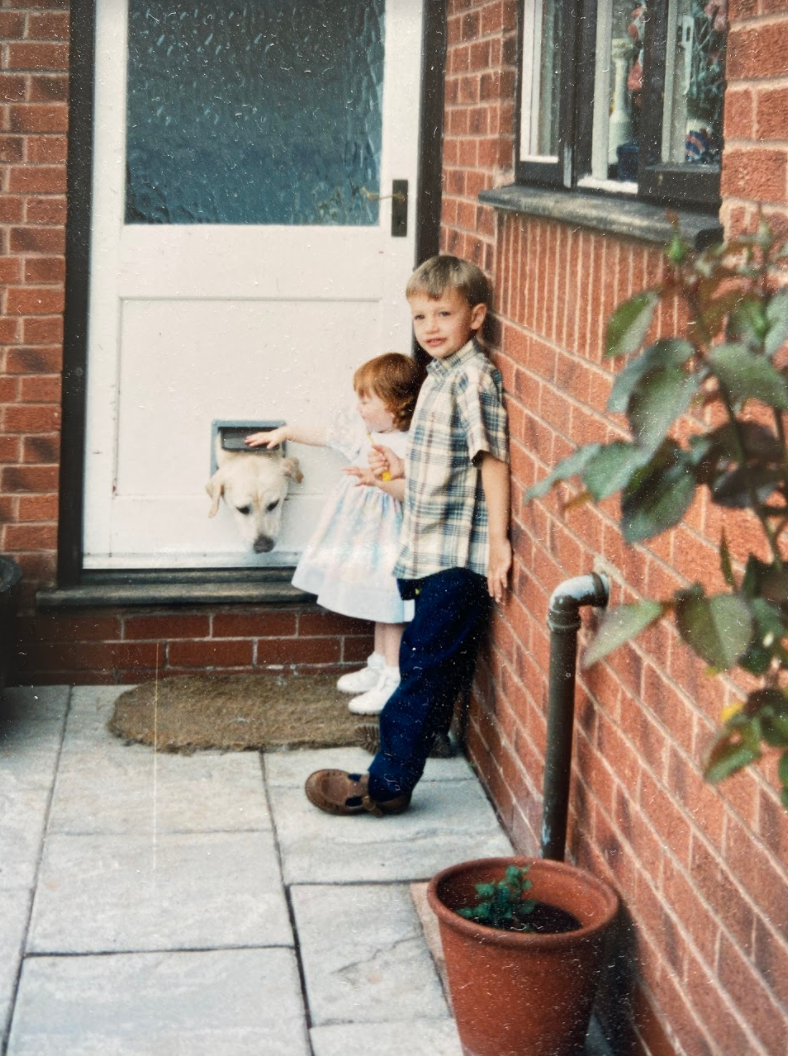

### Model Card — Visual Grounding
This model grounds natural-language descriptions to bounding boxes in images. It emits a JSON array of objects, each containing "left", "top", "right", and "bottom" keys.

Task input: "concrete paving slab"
[
  {"left": 273, "top": 778, "right": 512, "bottom": 884},
  {"left": 310, "top": 1018, "right": 463, "bottom": 1055},
  {"left": 265, "top": 745, "right": 475, "bottom": 786},
  {"left": 28, "top": 830, "right": 292, "bottom": 954},
  {"left": 7, "top": 948, "right": 309, "bottom": 1055},
  {"left": 62, "top": 684, "right": 130, "bottom": 748},
  {"left": 0, "top": 687, "right": 68, "bottom": 783},
  {"left": 0, "top": 887, "right": 31, "bottom": 1042},
  {"left": 0, "top": 784, "right": 51, "bottom": 892},
  {"left": 292, "top": 883, "right": 449, "bottom": 1027},
  {"left": 49, "top": 749, "right": 271, "bottom": 835}
]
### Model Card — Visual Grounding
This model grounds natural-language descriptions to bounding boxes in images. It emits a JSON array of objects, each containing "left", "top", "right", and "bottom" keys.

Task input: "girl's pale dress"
[{"left": 292, "top": 411, "right": 412, "bottom": 624}]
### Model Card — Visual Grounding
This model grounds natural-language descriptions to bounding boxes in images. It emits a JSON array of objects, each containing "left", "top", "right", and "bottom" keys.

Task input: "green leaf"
[
  {"left": 727, "top": 295, "right": 768, "bottom": 352},
  {"left": 605, "top": 291, "right": 659, "bottom": 357},
  {"left": 504, "top": 865, "right": 527, "bottom": 885},
  {"left": 761, "top": 711, "right": 788, "bottom": 749},
  {"left": 765, "top": 290, "right": 788, "bottom": 358},
  {"left": 583, "top": 601, "right": 664, "bottom": 667},
  {"left": 582, "top": 442, "right": 652, "bottom": 501},
  {"left": 607, "top": 339, "right": 694, "bottom": 414},
  {"left": 628, "top": 367, "right": 699, "bottom": 454},
  {"left": 666, "top": 231, "right": 690, "bottom": 266},
  {"left": 620, "top": 443, "right": 697, "bottom": 543},
  {"left": 719, "top": 531, "right": 736, "bottom": 590},
  {"left": 708, "top": 343, "right": 788, "bottom": 409},
  {"left": 711, "top": 465, "right": 783, "bottom": 509},
  {"left": 749, "top": 598, "right": 784, "bottom": 640},
  {"left": 702, "top": 421, "right": 783, "bottom": 463},
  {"left": 742, "top": 555, "right": 774, "bottom": 599},
  {"left": 705, "top": 731, "right": 761, "bottom": 783},
  {"left": 675, "top": 591, "right": 753, "bottom": 670},
  {"left": 759, "top": 566, "right": 788, "bottom": 603},
  {"left": 524, "top": 444, "right": 602, "bottom": 502},
  {"left": 739, "top": 599, "right": 785, "bottom": 675}
]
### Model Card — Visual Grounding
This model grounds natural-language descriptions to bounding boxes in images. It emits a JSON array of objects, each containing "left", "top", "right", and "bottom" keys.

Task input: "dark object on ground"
[
  {"left": 109, "top": 673, "right": 365, "bottom": 753},
  {"left": 0, "top": 556, "right": 22, "bottom": 702}
]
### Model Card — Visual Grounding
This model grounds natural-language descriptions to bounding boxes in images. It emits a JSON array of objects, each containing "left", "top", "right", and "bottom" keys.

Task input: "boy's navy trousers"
[{"left": 367, "top": 567, "right": 491, "bottom": 800}]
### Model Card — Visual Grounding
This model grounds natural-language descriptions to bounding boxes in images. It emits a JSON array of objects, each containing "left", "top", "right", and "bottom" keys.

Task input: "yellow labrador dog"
[{"left": 206, "top": 441, "right": 303, "bottom": 553}]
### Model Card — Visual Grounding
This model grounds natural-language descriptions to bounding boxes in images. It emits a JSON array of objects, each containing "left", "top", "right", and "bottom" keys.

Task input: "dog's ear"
[
  {"left": 282, "top": 456, "right": 303, "bottom": 484},
  {"left": 205, "top": 470, "right": 225, "bottom": 517}
]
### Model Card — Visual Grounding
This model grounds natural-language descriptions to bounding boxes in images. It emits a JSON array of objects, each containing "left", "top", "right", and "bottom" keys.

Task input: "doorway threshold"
[{"left": 37, "top": 569, "right": 308, "bottom": 609}]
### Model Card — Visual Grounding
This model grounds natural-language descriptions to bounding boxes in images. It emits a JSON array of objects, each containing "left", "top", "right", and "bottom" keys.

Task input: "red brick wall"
[
  {"left": 722, "top": 0, "right": 788, "bottom": 236},
  {"left": 14, "top": 605, "right": 372, "bottom": 685},
  {"left": 442, "top": 1, "right": 788, "bottom": 1053},
  {"left": 0, "top": 1, "right": 370, "bottom": 681},
  {"left": 0, "top": 0, "right": 67, "bottom": 605}
]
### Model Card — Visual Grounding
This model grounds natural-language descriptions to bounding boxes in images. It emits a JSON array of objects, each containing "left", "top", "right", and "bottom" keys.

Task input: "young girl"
[{"left": 245, "top": 352, "right": 423, "bottom": 715}]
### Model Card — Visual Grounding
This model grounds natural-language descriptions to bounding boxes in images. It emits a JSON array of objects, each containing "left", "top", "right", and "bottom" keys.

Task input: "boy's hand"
[
  {"left": 344, "top": 465, "right": 377, "bottom": 487},
  {"left": 246, "top": 426, "right": 287, "bottom": 448},
  {"left": 369, "top": 445, "right": 405, "bottom": 480},
  {"left": 487, "top": 538, "right": 512, "bottom": 603}
]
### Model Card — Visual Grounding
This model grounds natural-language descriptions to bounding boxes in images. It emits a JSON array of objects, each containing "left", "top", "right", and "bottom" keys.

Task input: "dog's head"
[{"left": 206, "top": 445, "right": 303, "bottom": 553}]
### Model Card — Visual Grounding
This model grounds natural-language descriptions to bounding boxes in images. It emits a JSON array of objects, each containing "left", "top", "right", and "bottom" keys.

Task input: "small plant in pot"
[{"left": 427, "top": 856, "right": 619, "bottom": 1056}]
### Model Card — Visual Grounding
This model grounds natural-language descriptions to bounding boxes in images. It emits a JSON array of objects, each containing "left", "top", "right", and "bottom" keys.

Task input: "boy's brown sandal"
[{"left": 304, "top": 769, "right": 411, "bottom": 817}]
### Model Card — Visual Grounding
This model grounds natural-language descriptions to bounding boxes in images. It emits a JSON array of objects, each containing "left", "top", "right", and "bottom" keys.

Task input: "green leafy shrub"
[{"left": 526, "top": 223, "right": 788, "bottom": 806}]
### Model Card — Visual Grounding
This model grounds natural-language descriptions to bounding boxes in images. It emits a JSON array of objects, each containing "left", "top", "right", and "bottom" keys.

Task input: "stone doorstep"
[{"left": 410, "top": 881, "right": 451, "bottom": 1008}]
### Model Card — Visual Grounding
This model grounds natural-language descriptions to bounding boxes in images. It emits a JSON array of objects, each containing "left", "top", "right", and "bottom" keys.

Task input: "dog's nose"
[{"left": 254, "top": 536, "right": 275, "bottom": 553}]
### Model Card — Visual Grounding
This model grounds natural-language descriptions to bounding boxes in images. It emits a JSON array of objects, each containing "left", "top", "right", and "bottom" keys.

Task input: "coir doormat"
[{"left": 108, "top": 673, "right": 365, "bottom": 753}]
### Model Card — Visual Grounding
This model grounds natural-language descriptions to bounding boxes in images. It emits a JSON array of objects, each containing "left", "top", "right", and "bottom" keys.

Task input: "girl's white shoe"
[
  {"left": 348, "top": 667, "right": 400, "bottom": 715},
  {"left": 336, "top": 652, "right": 385, "bottom": 694}
]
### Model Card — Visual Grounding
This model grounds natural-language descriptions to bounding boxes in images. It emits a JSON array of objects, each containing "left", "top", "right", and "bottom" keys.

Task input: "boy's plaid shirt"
[{"left": 393, "top": 339, "right": 509, "bottom": 580}]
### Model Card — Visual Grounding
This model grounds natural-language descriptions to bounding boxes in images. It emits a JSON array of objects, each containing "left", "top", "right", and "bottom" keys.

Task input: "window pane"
[
  {"left": 590, "top": 0, "right": 643, "bottom": 184},
  {"left": 519, "top": 0, "right": 563, "bottom": 160},
  {"left": 125, "top": 0, "right": 385, "bottom": 225},
  {"left": 661, "top": 0, "right": 727, "bottom": 166}
]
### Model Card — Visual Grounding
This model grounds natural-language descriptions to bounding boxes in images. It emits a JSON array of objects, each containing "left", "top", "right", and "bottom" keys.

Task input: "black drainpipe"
[{"left": 541, "top": 572, "right": 610, "bottom": 861}]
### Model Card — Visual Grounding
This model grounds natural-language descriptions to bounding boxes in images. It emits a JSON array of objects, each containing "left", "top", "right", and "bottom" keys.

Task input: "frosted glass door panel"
[{"left": 126, "top": 0, "right": 385, "bottom": 225}]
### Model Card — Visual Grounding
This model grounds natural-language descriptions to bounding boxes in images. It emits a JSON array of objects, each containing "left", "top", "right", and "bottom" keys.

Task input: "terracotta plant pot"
[{"left": 427, "top": 856, "right": 619, "bottom": 1056}]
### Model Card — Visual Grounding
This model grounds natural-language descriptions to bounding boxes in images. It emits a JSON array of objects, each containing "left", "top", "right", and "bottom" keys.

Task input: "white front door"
[{"left": 85, "top": 0, "right": 424, "bottom": 569}]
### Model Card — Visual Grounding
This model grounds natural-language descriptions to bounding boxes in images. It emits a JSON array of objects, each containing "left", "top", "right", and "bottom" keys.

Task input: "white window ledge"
[{"left": 479, "top": 184, "right": 722, "bottom": 249}]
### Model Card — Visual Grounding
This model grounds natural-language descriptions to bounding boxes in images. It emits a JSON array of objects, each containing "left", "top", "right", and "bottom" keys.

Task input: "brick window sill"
[
  {"left": 37, "top": 569, "right": 309, "bottom": 609},
  {"left": 478, "top": 184, "right": 722, "bottom": 249}
]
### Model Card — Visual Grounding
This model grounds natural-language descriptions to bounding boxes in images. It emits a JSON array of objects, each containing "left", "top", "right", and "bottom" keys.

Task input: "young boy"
[{"left": 305, "top": 255, "right": 511, "bottom": 816}]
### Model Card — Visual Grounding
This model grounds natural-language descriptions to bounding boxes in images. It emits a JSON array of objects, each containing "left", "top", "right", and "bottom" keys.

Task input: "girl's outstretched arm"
[
  {"left": 245, "top": 424, "right": 328, "bottom": 448},
  {"left": 344, "top": 466, "right": 406, "bottom": 501},
  {"left": 368, "top": 444, "right": 405, "bottom": 480}
]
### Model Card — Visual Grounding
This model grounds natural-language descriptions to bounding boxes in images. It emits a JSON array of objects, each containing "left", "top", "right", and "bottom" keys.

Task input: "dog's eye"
[
  {"left": 236, "top": 505, "right": 252, "bottom": 516},
  {"left": 266, "top": 500, "right": 280, "bottom": 512}
]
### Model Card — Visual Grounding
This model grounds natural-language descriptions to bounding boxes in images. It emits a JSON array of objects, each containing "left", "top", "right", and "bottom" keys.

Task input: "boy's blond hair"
[
  {"left": 405, "top": 255, "right": 490, "bottom": 309},
  {"left": 353, "top": 352, "right": 424, "bottom": 431}
]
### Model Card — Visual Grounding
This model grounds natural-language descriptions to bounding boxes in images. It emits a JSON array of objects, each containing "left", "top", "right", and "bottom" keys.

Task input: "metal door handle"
[{"left": 391, "top": 179, "right": 408, "bottom": 237}]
